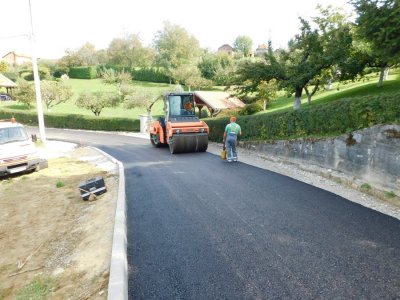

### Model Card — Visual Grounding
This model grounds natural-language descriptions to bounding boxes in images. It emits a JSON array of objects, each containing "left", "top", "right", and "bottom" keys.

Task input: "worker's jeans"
[{"left": 226, "top": 134, "right": 238, "bottom": 161}]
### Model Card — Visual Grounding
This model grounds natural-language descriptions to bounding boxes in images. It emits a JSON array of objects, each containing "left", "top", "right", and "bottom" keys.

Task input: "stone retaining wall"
[{"left": 240, "top": 124, "right": 400, "bottom": 193}]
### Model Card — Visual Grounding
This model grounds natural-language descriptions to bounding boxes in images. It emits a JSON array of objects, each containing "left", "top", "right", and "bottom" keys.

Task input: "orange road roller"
[{"left": 149, "top": 93, "right": 209, "bottom": 154}]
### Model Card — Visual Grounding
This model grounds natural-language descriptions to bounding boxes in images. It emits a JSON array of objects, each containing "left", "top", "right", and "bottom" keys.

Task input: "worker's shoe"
[
  {"left": 233, "top": 157, "right": 238, "bottom": 162},
  {"left": 227, "top": 158, "right": 232, "bottom": 162}
]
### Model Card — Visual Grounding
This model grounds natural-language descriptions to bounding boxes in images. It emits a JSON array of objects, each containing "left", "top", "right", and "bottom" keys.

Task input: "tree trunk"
[
  {"left": 383, "top": 67, "right": 390, "bottom": 81},
  {"left": 293, "top": 87, "right": 302, "bottom": 110},
  {"left": 378, "top": 66, "right": 385, "bottom": 87},
  {"left": 263, "top": 99, "right": 267, "bottom": 111}
]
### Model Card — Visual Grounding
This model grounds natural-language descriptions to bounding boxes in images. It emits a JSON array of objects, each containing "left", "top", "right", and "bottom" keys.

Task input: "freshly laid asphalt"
[{"left": 36, "top": 129, "right": 400, "bottom": 299}]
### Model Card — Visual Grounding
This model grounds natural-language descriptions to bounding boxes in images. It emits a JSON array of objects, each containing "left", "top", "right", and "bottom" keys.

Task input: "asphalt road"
[{"left": 36, "top": 129, "right": 400, "bottom": 299}]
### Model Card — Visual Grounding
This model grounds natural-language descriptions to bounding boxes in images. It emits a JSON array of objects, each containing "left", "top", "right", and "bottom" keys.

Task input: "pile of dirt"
[{"left": 0, "top": 146, "right": 117, "bottom": 299}]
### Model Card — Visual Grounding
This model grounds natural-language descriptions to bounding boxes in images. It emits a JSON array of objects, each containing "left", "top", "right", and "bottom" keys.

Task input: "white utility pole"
[{"left": 28, "top": 0, "right": 46, "bottom": 142}]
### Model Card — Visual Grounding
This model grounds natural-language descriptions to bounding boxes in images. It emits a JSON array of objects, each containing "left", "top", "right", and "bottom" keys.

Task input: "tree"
[
  {"left": 0, "top": 60, "right": 8, "bottom": 73},
  {"left": 257, "top": 80, "right": 278, "bottom": 110},
  {"left": 101, "top": 68, "right": 132, "bottom": 96},
  {"left": 153, "top": 22, "right": 202, "bottom": 80},
  {"left": 107, "top": 34, "right": 155, "bottom": 68},
  {"left": 198, "top": 51, "right": 236, "bottom": 85},
  {"left": 58, "top": 42, "right": 99, "bottom": 67},
  {"left": 14, "top": 79, "right": 35, "bottom": 109},
  {"left": 351, "top": 0, "right": 400, "bottom": 86},
  {"left": 171, "top": 65, "right": 212, "bottom": 91},
  {"left": 233, "top": 35, "right": 253, "bottom": 57},
  {"left": 41, "top": 80, "right": 74, "bottom": 112},
  {"left": 236, "top": 6, "right": 354, "bottom": 109},
  {"left": 75, "top": 92, "right": 120, "bottom": 116}
]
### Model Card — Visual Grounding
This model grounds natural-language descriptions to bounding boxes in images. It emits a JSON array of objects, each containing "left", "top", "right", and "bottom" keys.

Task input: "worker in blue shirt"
[{"left": 223, "top": 116, "right": 242, "bottom": 162}]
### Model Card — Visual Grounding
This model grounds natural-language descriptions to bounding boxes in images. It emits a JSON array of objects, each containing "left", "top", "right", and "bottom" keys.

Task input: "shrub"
[
  {"left": 0, "top": 110, "right": 140, "bottom": 132},
  {"left": 206, "top": 92, "right": 400, "bottom": 142},
  {"left": 239, "top": 103, "right": 263, "bottom": 115},
  {"left": 68, "top": 66, "right": 98, "bottom": 79}
]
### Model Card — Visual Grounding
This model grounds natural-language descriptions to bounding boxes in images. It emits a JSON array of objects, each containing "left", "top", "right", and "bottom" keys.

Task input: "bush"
[
  {"left": 0, "top": 110, "right": 140, "bottom": 132},
  {"left": 239, "top": 103, "right": 263, "bottom": 115},
  {"left": 53, "top": 67, "right": 70, "bottom": 78},
  {"left": 206, "top": 92, "right": 400, "bottom": 142},
  {"left": 68, "top": 66, "right": 98, "bottom": 79}
]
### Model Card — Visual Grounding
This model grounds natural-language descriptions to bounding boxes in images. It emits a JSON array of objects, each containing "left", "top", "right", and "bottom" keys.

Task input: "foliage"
[
  {"left": 131, "top": 67, "right": 170, "bottom": 83},
  {"left": 58, "top": 42, "right": 99, "bottom": 67},
  {"left": 198, "top": 52, "right": 236, "bottom": 85},
  {"left": 107, "top": 33, "right": 155, "bottom": 68},
  {"left": 206, "top": 91, "right": 400, "bottom": 142},
  {"left": 235, "top": 6, "right": 355, "bottom": 110},
  {"left": 0, "top": 109, "right": 140, "bottom": 132},
  {"left": 0, "top": 60, "right": 8, "bottom": 72},
  {"left": 16, "top": 276, "right": 57, "bottom": 300},
  {"left": 256, "top": 79, "right": 278, "bottom": 109},
  {"left": 153, "top": 21, "right": 202, "bottom": 77},
  {"left": 53, "top": 66, "right": 69, "bottom": 78},
  {"left": 56, "top": 180, "right": 65, "bottom": 188},
  {"left": 233, "top": 35, "right": 253, "bottom": 57},
  {"left": 351, "top": 0, "right": 400, "bottom": 85},
  {"left": 21, "top": 66, "right": 51, "bottom": 81},
  {"left": 40, "top": 80, "right": 74, "bottom": 112},
  {"left": 13, "top": 79, "right": 36, "bottom": 109},
  {"left": 75, "top": 91, "right": 120, "bottom": 116},
  {"left": 100, "top": 67, "right": 132, "bottom": 97},
  {"left": 239, "top": 102, "right": 263, "bottom": 116},
  {"left": 171, "top": 65, "right": 212, "bottom": 90},
  {"left": 68, "top": 66, "right": 98, "bottom": 79},
  {"left": 124, "top": 87, "right": 167, "bottom": 112},
  {"left": 351, "top": 0, "right": 400, "bottom": 63}
]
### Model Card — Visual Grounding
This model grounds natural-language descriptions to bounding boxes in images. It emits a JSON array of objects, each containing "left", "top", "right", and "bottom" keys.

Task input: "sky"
[{"left": 0, "top": 0, "right": 353, "bottom": 60}]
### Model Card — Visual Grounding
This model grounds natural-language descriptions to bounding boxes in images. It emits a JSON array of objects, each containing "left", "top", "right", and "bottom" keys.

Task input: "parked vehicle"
[
  {"left": 0, "top": 93, "right": 12, "bottom": 101},
  {"left": 0, "top": 117, "right": 44, "bottom": 176}
]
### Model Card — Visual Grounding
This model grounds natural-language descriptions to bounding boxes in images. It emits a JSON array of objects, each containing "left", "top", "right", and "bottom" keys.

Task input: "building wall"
[{"left": 2, "top": 52, "right": 31, "bottom": 65}]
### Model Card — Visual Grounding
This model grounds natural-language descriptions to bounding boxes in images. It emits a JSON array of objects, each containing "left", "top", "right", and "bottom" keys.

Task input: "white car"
[{"left": 0, "top": 118, "right": 43, "bottom": 176}]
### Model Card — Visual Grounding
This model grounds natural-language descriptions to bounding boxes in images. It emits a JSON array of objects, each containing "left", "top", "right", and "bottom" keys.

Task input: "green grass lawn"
[
  {"left": 0, "top": 79, "right": 169, "bottom": 119},
  {"left": 1, "top": 70, "right": 399, "bottom": 121},
  {"left": 259, "top": 71, "right": 400, "bottom": 115}
]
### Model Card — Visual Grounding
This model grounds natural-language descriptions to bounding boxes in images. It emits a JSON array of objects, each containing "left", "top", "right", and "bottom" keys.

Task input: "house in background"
[
  {"left": 2, "top": 52, "right": 32, "bottom": 65},
  {"left": 255, "top": 44, "right": 268, "bottom": 57},
  {"left": 217, "top": 44, "right": 235, "bottom": 57}
]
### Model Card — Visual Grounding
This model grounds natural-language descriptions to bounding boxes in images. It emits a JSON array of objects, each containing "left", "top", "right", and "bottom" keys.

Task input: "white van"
[{"left": 0, "top": 118, "right": 42, "bottom": 176}]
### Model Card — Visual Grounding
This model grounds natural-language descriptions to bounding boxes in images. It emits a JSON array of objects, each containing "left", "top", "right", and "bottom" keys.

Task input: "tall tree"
[
  {"left": 351, "top": 0, "right": 400, "bottom": 86},
  {"left": 107, "top": 34, "right": 155, "bottom": 68},
  {"left": 236, "top": 6, "right": 354, "bottom": 110},
  {"left": 153, "top": 22, "right": 202, "bottom": 80},
  {"left": 233, "top": 35, "right": 253, "bottom": 57},
  {"left": 198, "top": 51, "right": 235, "bottom": 85},
  {"left": 58, "top": 42, "right": 99, "bottom": 67}
]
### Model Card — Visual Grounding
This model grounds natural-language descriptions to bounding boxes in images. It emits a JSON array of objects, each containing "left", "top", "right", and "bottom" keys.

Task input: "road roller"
[{"left": 149, "top": 93, "right": 209, "bottom": 154}]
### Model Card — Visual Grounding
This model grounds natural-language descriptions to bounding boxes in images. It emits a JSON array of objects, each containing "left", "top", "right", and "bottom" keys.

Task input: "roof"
[
  {"left": 194, "top": 91, "right": 245, "bottom": 110},
  {"left": 2, "top": 51, "right": 31, "bottom": 59},
  {"left": 0, "top": 74, "right": 17, "bottom": 88}
]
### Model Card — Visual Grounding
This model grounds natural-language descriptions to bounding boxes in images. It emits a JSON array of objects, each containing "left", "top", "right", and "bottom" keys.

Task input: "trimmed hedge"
[
  {"left": 206, "top": 92, "right": 400, "bottom": 142},
  {"left": 68, "top": 66, "right": 98, "bottom": 79},
  {"left": 99, "top": 65, "right": 170, "bottom": 83},
  {"left": 0, "top": 110, "right": 139, "bottom": 132}
]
